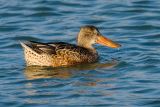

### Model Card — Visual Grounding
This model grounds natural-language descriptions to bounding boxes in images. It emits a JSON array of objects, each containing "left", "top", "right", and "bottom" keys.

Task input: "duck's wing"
[
  {"left": 20, "top": 41, "right": 90, "bottom": 55},
  {"left": 20, "top": 41, "right": 57, "bottom": 54}
]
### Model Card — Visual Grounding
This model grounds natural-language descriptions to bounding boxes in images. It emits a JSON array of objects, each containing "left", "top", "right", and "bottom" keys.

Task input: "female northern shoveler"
[{"left": 20, "top": 25, "right": 121, "bottom": 67}]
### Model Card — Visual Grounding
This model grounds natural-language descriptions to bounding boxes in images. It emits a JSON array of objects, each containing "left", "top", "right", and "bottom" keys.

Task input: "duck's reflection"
[{"left": 24, "top": 61, "right": 118, "bottom": 80}]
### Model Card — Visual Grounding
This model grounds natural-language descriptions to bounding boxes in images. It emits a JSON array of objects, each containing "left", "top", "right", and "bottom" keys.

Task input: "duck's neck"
[
  {"left": 77, "top": 42, "right": 97, "bottom": 53},
  {"left": 77, "top": 32, "right": 97, "bottom": 53}
]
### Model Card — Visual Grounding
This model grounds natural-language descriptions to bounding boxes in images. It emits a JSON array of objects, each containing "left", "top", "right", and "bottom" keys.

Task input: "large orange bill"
[{"left": 96, "top": 35, "right": 121, "bottom": 48}]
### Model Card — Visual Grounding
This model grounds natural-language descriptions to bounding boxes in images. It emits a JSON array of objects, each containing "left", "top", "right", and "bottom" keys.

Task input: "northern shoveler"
[{"left": 20, "top": 25, "right": 121, "bottom": 67}]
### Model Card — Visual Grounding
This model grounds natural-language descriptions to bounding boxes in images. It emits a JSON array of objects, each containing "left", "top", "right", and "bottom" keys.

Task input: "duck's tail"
[{"left": 20, "top": 41, "right": 31, "bottom": 49}]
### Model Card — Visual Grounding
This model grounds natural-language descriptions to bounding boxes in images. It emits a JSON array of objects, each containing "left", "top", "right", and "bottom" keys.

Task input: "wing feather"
[{"left": 20, "top": 41, "right": 90, "bottom": 56}]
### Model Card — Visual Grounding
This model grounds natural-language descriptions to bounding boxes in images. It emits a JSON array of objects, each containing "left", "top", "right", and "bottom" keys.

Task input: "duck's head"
[{"left": 77, "top": 25, "right": 121, "bottom": 50}]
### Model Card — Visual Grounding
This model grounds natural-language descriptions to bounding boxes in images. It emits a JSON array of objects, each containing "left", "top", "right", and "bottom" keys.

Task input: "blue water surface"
[{"left": 0, "top": 0, "right": 160, "bottom": 106}]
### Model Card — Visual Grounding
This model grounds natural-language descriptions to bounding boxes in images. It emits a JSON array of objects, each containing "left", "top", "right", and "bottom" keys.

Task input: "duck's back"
[{"left": 20, "top": 41, "right": 98, "bottom": 67}]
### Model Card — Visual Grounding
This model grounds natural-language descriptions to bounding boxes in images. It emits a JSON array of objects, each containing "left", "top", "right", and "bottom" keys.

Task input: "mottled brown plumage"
[{"left": 21, "top": 25, "right": 121, "bottom": 67}]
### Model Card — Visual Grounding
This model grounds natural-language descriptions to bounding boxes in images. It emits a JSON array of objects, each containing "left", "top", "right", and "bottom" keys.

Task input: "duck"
[{"left": 20, "top": 25, "right": 121, "bottom": 67}]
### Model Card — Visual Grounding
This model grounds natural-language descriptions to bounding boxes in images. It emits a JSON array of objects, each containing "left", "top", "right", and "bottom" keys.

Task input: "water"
[{"left": 0, "top": 0, "right": 160, "bottom": 106}]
